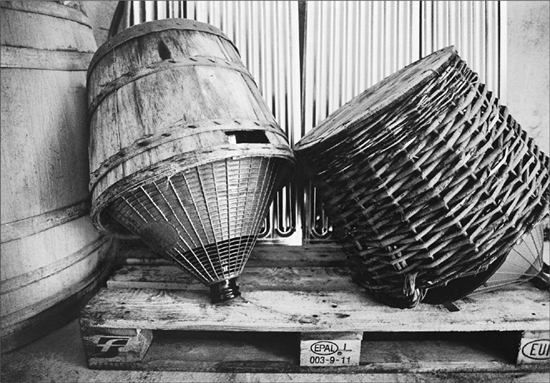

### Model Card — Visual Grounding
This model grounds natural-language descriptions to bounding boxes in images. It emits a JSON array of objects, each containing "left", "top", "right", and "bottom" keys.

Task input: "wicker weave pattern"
[
  {"left": 108, "top": 157, "right": 285, "bottom": 285},
  {"left": 296, "top": 49, "right": 550, "bottom": 308}
]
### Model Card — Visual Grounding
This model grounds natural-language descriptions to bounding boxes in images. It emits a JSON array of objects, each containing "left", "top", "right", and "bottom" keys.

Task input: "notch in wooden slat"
[{"left": 225, "top": 131, "right": 270, "bottom": 144}]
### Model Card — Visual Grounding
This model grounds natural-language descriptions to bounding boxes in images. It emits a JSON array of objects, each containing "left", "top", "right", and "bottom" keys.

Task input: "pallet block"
[{"left": 79, "top": 243, "right": 550, "bottom": 374}]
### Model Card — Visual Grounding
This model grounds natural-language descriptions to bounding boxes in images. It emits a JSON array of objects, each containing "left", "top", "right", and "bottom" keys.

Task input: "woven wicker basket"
[
  {"left": 87, "top": 19, "right": 295, "bottom": 302},
  {"left": 295, "top": 46, "right": 550, "bottom": 308}
]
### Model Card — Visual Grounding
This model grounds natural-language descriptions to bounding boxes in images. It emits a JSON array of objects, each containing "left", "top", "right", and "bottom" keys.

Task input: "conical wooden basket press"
[{"left": 87, "top": 19, "right": 295, "bottom": 302}]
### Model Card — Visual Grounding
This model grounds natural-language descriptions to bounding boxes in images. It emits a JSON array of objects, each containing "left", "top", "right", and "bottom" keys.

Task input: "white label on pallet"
[
  {"left": 300, "top": 339, "right": 361, "bottom": 366},
  {"left": 517, "top": 331, "right": 550, "bottom": 364}
]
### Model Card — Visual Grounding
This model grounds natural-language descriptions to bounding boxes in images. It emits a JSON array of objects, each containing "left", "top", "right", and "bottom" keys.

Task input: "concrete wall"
[
  {"left": 507, "top": 1, "right": 550, "bottom": 155},
  {"left": 80, "top": 0, "right": 117, "bottom": 47}
]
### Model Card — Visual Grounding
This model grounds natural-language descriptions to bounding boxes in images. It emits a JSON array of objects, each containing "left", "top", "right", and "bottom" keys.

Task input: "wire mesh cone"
[
  {"left": 106, "top": 156, "right": 287, "bottom": 302},
  {"left": 475, "top": 222, "right": 548, "bottom": 293},
  {"left": 295, "top": 46, "right": 550, "bottom": 308},
  {"left": 422, "top": 222, "right": 548, "bottom": 302}
]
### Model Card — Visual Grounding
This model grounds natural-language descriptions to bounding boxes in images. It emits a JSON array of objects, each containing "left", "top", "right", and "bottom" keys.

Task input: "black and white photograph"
[{"left": 1, "top": 1, "right": 549, "bottom": 382}]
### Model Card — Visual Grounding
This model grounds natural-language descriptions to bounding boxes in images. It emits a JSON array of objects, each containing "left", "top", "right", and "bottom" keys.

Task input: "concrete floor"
[{"left": 1, "top": 319, "right": 548, "bottom": 383}]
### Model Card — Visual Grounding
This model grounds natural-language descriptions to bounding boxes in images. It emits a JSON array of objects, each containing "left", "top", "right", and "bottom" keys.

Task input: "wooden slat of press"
[
  {"left": 80, "top": 284, "right": 549, "bottom": 333},
  {"left": 107, "top": 265, "right": 356, "bottom": 291}
]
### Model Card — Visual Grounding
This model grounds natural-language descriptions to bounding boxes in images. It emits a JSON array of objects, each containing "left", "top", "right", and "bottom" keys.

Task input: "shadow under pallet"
[{"left": 79, "top": 243, "right": 550, "bottom": 375}]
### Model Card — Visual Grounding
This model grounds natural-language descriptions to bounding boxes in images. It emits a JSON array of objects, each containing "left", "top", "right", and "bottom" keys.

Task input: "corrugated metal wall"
[
  {"left": 420, "top": 1, "right": 506, "bottom": 101},
  {"left": 114, "top": 0, "right": 507, "bottom": 245}
]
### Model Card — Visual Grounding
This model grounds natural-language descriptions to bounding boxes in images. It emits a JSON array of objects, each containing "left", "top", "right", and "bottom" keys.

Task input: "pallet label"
[
  {"left": 520, "top": 339, "right": 550, "bottom": 361},
  {"left": 517, "top": 331, "right": 550, "bottom": 364},
  {"left": 311, "top": 341, "right": 339, "bottom": 355},
  {"left": 300, "top": 338, "right": 361, "bottom": 366},
  {"left": 92, "top": 336, "right": 130, "bottom": 358},
  {"left": 80, "top": 326, "right": 153, "bottom": 369}
]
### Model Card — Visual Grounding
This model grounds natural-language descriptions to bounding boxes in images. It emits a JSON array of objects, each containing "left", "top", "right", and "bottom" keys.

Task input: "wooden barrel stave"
[
  {"left": 88, "top": 20, "right": 294, "bottom": 236},
  {"left": 89, "top": 66, "right": 282, "bottom": 199},
  {"left": 1, "top": 69, "right": 90, "bottom": 222},
  {"left": 1, "top": 223, "right": 109, "bottom": 322},
  {"left": 89, "top": 64, "right": 274, "bottom": 158},
  {"left": 0, "top": 3, "right": 95, "bottom": 53},
  {"left": 0, "top": 1, "right": 116, "bottom": 352}
]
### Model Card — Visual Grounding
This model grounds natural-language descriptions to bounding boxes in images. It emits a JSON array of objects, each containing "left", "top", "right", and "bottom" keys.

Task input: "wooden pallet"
[{"left": 80, "top": 243, "right": 550, "bottom": 375}]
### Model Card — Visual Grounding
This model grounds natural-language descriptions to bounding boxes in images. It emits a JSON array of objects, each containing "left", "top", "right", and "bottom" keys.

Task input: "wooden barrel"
[
  {"left": 87, "top": 19, "right": 295, "bottom": 302},
  {"left": 0, "top": 1, "right": 117, "bottom": 352}
]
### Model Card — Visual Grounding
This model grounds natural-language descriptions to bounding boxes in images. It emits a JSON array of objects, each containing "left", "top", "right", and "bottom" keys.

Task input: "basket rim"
[
  {"left": 87, "top": 18, "right": 237, "bottom": 81},
  {"left": 294, "top": 46, "right": 458, "bottom": 152}
]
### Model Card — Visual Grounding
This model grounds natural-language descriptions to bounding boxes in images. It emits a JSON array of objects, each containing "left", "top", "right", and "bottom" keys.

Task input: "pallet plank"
[
  {"left": 107, "top": 265, "right": 356, "bottom": 291},
  {"left": 80, "top": 285, "right": 549, "bottom": 333},
  {"left": 81, "top": 329, "right": 550, "bottom": 373},
  {"left": 80, "top": 243, "right": 550, "bottom": 372},
  {"left": 120, "top": 242, "right": 348, "bottom": 267}
]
